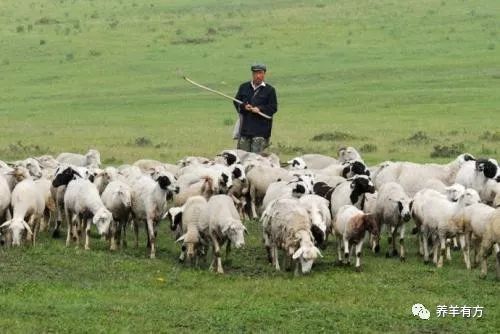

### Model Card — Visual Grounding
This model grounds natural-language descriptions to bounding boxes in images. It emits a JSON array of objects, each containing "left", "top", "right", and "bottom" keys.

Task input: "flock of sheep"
[{"left": 1, "top": 147, "right": 499, "bottom": 279}]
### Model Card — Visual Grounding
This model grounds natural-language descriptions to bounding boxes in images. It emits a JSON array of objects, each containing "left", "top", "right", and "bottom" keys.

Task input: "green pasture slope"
[{"left": 1, "top": 0, "right": 499, "bottom": 332}]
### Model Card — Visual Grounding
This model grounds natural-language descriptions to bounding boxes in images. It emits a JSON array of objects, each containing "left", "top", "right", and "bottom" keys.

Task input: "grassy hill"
[{"left": 0, "top": 0, "right": 499, "bottom": 332}]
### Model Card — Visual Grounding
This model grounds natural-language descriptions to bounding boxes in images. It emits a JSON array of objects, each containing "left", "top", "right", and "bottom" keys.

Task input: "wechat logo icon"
[{"left": 412, "top": 303, "right": 431, "bottom": 320}]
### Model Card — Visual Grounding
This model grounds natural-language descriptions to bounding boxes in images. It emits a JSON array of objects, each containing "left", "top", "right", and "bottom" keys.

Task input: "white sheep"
[
  {"left": 374, "top": 182, "right": 413, "bottom": 260},
  {"left": 261, "top": 198, "right": 322, "bottom": 275},
  {"left": 56, "top": 149, "right": 101, "bottom": 168},
  {"left": 175, "top": 196, "right": 210, "bottom": 265},
  {"left": 201, "top": 195, "right": 247, "bottom": 274},
  {"left": 101, "top": 180, "right": 132, "bottom": 251},
  {"left": 478, "top": 209, "right": 500, "bottom": 279},
  {"left": 298, "top": 194, "right": 332, "bottom": 248},
  {"left": 129, "top": 170, "right": 178, "bottom": 258},
  {"left": 330, "top": 175, "right": 375, "bottom": 218},
  {"left": 64, "top": 178, "right": 113, "bottom": 250},
  {"left": 374, "top": 153, "right": 475, "bottom": 197},
  {"left": 1, "top": 179, "right": 45, "bottom": 246},
  {"left": 333, "top": 205, "right": 379, "bottom": 270},
  {"left": 455, "top": 159, "right": 500, "bottom": 203},
  {"left": 415, "top": 188, "right": 480, "bottom": 268}
]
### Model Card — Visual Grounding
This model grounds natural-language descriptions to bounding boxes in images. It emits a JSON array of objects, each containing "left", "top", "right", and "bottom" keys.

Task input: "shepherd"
[{"left": 233, "top": 63, "right": 278, "bottom": 154}]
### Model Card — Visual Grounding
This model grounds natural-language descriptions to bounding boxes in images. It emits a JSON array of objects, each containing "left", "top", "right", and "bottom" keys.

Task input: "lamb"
[
  {"left": 478, "top": 209, "right": 500, "bottom": 279},
  {"left": 56, "top": 149, "right": 101, "bottom": 168},
  {"left": 330, "top": 175, "right": 376, "bottom": 218},
  {"left": 175, "top": 196, "right": 210, "bottom": 265},
  {"left": 201, "top": 195, "right": 246, "bottom": 274},
  {"left": 63, "top": 178, "right": 113, "bottom": 250},
  {"left": 101, "top": 180, "right": 132, "bottom": 251},
  {"left": 452, "top": 203, "right": 496, "bottom": 267},
  {"left": 374, "top": 182, "right": 413, "bottom": 260},
  {"left": 261, "top": 198, "right": 322, "bottom": 275},
  {"left": 1, "top": 179, "right": 45, "bottom": 246},
  {"left": 333, "top": 205, "right": 379, "bottom": 270},
  {"left": 374, "top": 153, "right": 475, "bottom": 197},
  {"left": 415, "top": 188, "right": 480, "bottom": 268},
  {"left": 129, "top": 170, "right": 179, "bottom": 258}
]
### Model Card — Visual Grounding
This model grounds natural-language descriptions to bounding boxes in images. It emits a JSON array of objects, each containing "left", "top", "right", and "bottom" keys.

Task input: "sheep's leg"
[
  {"left": 133, "top": 220, "right": 139, "bottom": 248},
  {"left": 495, "top": 244, "right": 500, "bottom": 280},
  {"left": 263, "top": 233, "right": 272, "bottom": 264},
  {"left": 121, "top": 219, "right": 128, "bottom": 248},
  {"left": 445, "top": 238, "right": 452, "bottom": 261},
  {"left": 65, "top": 210, "right": 73, "bottom": 247},
  {"left": 146, "top": 218, "right": 156, "bottom": 259},
  {"left": 418, "top": 233, "right": 424, "bottom": 256},
  {"left": 225, "top": 240, "right": 231, "bottom": 262},
  {"left": 343, "top": 239, "right": 350, "bottom": 265},
  {"left": 479, "top": 240, "right": 493, "bottom": 279},
  {"left": 460, "top": 234, "right": 471, "bottom": 270},
  {"left": 209, "top": 233, "right": 223, "bottom": 274},
  {"left": 399, "top": 225, "right": 405, "bottom": 261},
  {"left": 27, "top": 215, "right": 37, "bottom": 246},
  {"left": 437, "top": 234, "right": 446, "bottom": 268},
  {"left": 432, "top": 234, "right": 439, "bottom": 264},
  {"left": 472, "top": 236, "right": 481, "bottom": 267},
  {"left": 294, "top": 260, "right": 300, "bottom": 277},
  {"left": 110, "top": 220, "right": 118, "bottom": 251},
  {"left": 336, "top": 235, "right": 343, "bottom": 264},
  {"left": 273, "top": 245, "right": 280, "bottom": 271},
  {"left": 452, "top": 236, "right": 460, "bottom": 251},
  {"left": 84, "top": 218, "right": 92, "bottom": 250},
  {"left": 422, "top": 230, "right": 430, "bottom": 264},
  {"left": 355, "top": 241, "right": 363, "bottom": 271}
]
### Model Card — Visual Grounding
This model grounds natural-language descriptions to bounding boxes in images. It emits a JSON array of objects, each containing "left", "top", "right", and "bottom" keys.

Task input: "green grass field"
[{"left": 1, "top": 0, "right": 499, "bottom": 332}]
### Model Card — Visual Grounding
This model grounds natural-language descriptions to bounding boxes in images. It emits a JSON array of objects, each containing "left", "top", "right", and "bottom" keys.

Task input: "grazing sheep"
[
  {"left": 1, "top": 179, "right": 45, "bottom": 246},
  {"left": 262, "top": 198, "right": 322, "bottom": 275},
  {"left": 374, "top": 182, "right": 413, "bottom": 260},
  {"left": 56, "top": 149, "right": 101, "bottom": 168},
  {"left": 64, "top": 178, "right": 113, "bottom": 250},
  {"left": 415, "top": 188, "right": 480, "bottom": 268},
  {"left": 298, "top": 194, "right": 332, "bottom": 248},
  {"left": 330, "top": 175, "right": 376, "bottom": 218},
  {"left": 175, "top": 196, "right": 209, "bottom": 265},
  {"left": 478, "top": 209, "right": 500, "bottom": 279},
  {"left": 202, "top": 195, "right": 246, "bottom": 274},
  {"left": 129, "top": 170, "right": 179, "bottom": 258},
  {"left": 333, "top": 205, "right": 379, "bottom": 270},
  {"left": 101, "top": 181, "right": 132, "bottom": 250}
]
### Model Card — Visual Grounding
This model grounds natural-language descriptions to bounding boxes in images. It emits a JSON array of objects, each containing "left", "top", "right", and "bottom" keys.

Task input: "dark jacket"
[{"left": 234, "top": 81, "right": 278, "bottom": 138}]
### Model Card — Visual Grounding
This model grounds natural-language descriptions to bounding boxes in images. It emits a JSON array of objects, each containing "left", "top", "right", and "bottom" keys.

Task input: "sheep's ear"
[
  {"left": 22, "top": 221, "right": 33, "bottom": 235},
  {"left": 292, "top": 247, "right": 303, "bottom": 260},
  {"left": 176, "top": 234, "right": 186, "bottom": 243},
  {"left": 0, "top": 220, "right": 12, "bottom": 228}
]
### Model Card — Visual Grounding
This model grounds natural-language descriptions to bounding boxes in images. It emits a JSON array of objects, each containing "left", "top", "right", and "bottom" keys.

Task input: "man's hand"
[
  {"left": 250, "top": 106, "right": 260, "bottom": 114},
  {"left": 244, "top": 103, "right": 253, "bottom": 111}
]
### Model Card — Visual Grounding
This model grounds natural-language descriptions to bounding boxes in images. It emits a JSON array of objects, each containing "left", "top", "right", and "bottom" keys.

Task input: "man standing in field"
[{"left": 234, "top": 63, "right": 278, "bottom": 153}]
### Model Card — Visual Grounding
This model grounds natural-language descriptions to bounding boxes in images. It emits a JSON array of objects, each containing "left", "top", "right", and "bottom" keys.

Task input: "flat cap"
[{"left": 251, "top": 63, "right": 267, "bottom": 72}]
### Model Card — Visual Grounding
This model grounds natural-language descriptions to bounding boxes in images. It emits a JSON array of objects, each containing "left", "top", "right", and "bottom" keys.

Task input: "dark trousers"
[{"left": 237, "top": 136, "right": 269, "bottom": 154}]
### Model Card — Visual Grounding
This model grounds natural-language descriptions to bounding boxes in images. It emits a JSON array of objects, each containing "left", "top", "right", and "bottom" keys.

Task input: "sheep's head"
[
  {"left": 459, "top": 189, "right": 481, "bottom": 206},
  {"left": 154, "top": 171, "right": 179, "bottom": 198},
  {"left": 52, "top": 166, "right": 81, "bottom": 187},
  {"left": 338, "top": 146, "right": 361, "bottom": 163},
  {"left": 177, "top": 231, "right": 203, "bottom": 262},
  {"left": 223, "top": 220, "right": 246, "bottom": 249},
  {"left": 93, "top": 208, "right": 112, "bottom": 236},
  {"left": 445, "top": 184, "right": 466, "bottom": 202},
  {"left": 292, "top": 244, "right": 322, "bottom": 274},
  {"left": 349, "top": 175, "right": 375, "bottom": 194},
  {"left": 218, "top": 171, "right": 233, "bottom": 194},
  {"left": 221, "top": 151, "right": 240, "bottom": 166},
  {"left": 0, "top": 218, "right": 32, "bottom": 246},
  {"left": 231, "top": 164, "right": 246, "bottom": 182},
  {"left": 23, "top": 158, "right": 43, "bottom": 178},
  {"left": 36, "top": 155, "right": 59, "bottom": 169},
  {"left": 476, "top": 159, "right": 500, "bottom": 180},
  {"left": 394, "top": 198, "right": 412, "bottom": 222},
  {"left": 9, "top": 165, "right": 31, "bottom": 182},
  {"left": 86, "top": 149, "right": 101, "bottom": 168},
  {"left": 165, "top": 206, "right": 183, "bottom": 231},
  {"left": 288, "top": 157, "right": 307, "bottom": 170}
]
